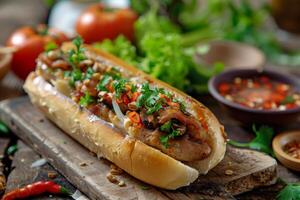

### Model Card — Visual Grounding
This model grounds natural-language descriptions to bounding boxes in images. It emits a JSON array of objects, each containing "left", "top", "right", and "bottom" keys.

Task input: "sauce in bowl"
[
  {"left": 218, "top": 76, "right": 300, "bottom": 110},
  {"left": 284, "top": 140, "right": 300, "bottom": 160}
]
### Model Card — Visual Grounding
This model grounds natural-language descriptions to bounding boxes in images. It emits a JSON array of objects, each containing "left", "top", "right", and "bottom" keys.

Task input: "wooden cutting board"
[{"left": 0, "top": 97, "right": 278, "bottom": 200}]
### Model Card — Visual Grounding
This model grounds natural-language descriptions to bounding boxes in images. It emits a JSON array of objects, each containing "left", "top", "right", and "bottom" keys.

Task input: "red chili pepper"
[
  {"left": 2, "top": 181, "right": 69, "bottom": 200},
  {"left": 131, "top": 92, "right": 140, "bottom": 102},
  {"left": 128, "top": 111, "right": 142, "bottom": 127},
  {"left": 116, "top": 94, "right": 130, "bottom": 105}
]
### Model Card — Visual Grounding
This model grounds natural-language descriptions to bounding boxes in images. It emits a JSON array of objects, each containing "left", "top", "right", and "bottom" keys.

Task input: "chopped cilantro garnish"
[
  {"left": 146, "top": 103, "right": 162, "bottom": 115},
  {"left": 159, "top": 121, "right": 182, "bottom": 148},
  {"left": 44, "top": 42, "right": 58, "bottom": 52},
  {"left": 113, "top": 79, "right": 127, "bottom": 98},
  {"left": 84, "top": 67, "right": 94, "bottom": 80},
  {"left": 107, "top": 67, "right": 121, "bottom": 80},
  {"left": 131, "top": 84, "right": 137, "bottom": 93},
  {"left": 136, "top": 83, "right": 153, "bottom": 108},
  {"left": 160, "top": 129, "right": 181, "bottom": 148},
  {"left": 79, "top": 92, "right": 95, "bottom": 107},
  {"left": 65, "top": 69, "right": 83, "bottom": 87},
  {"left": 160, "top": 135, "right": 170, "bottom": 148},
  {"left": 160, "top": 121, "right": 172, "bottom": 132},
  {"left": 96, "top": 75, "right": 111, "bottom": 92},
  {"left": 68, "top": 36, "right": 86, "bottom": 66}
]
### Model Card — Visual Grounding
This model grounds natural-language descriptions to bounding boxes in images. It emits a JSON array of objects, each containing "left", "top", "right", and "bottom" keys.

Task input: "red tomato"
[
  {"left": 76, "top": 4, "right": 137, "bottom": 44},
  {"left": 6, "top": 25, "right": 68, "bottom": 80}
]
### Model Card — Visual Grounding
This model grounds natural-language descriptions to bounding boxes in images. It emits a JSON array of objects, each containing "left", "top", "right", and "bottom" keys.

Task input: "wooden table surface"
[{"left": 0, "top": 69, "right": 299, "bottom": 200}]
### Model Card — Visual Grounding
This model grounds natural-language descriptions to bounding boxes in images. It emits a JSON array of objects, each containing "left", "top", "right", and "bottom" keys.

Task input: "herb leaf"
[
  {"left": 68, "top": 36, "right": 86, "bottom": 66},
  {"left": 0, "top": 121, "right": 9, "bottom": 134},
  {"left": 65, "top": 69, "right": 83, "bottom": 87},
  {"left": 228, "top": 125, "right": 275, "bottom": 156},
  {"left": 84, "top": 67, "right": 94, "bottom": 80},
  {"left": 7, "top": 144, "right": 18, "bottom": 155},
  {"left": 79, "top": 92, "right": 95, "bottom": 107},
  {"left": 160, "top": 121, "right": 172, "bottom": 132},
  {"left": 281, "top": 95, "right": 295, "bottom": 105},
  {"left": 277, "top": 183, "right": 300, "bottom": 200},
  {"left": 96, "top": 75, "right": 111, "bottom": 92},
  {"left": 160, "top": 135, "right": 170, "bottom": 148},
  {"left": 113, "top": 79, "right": 127, "bottom": 98},
  {"left": 159, "top": 121, "right": 182, "bottom": 148},
  {"left": 44, "top": 42, "right": 58, "bottom": 52}
]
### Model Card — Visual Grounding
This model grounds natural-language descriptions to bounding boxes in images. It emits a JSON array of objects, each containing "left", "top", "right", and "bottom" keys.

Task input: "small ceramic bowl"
[
  {"left": 0, "top": 49, "right": 12, "bottom": 81},
  {"left": 208, "top": 69, "right": 300, "bottom": 125},
  {"left": 273, "top": 131, "right": 300, "bottom": 171},
  {"left": 195, "top": 40, "right": 266, "bottom": 69}
]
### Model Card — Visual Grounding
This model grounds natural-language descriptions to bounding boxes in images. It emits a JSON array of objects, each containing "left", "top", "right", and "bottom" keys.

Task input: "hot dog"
[{"left": 24, "top": 39, "right": 226, "bottom": 189}]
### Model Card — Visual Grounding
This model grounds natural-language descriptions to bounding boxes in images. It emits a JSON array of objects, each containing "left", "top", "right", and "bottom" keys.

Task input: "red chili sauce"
[{"left": 218, "top": 76, "right": 300, "bottom": 110}]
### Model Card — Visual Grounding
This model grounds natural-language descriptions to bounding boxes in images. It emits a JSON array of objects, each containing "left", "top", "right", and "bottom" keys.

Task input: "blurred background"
[{"left": 1, "top": 0, "right": 300, "bottom": 100}]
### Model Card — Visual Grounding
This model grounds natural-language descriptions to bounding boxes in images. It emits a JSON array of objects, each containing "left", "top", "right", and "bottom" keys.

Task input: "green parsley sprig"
[
  {"left": 228, "top": 125, "right": 275, "bottom": 156},
  {"left": 277, "top": 183, "right": 300, "bottom": 200},
  {"left": 68, "top": 36, "right": 86, "bottom": 66},
  {"left": 79, "top": 92, "right": 95, "bottom": 107},
  {"left": 44, "top": 41, "right": 58, "bottom": 52},
  {"left": 112, "top": 79, "right": 128, "bottom": 98},
  {"left": 0, "top": 120, "right": 9, "bottom": 135},
  {"left": 159, "top": 121, "right": 181, "bottom": 148}
]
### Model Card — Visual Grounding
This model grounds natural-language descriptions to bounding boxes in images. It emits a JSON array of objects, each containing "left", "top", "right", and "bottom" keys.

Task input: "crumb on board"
[
  {"left": 225, "top": 169, "right": 234, "bottom": 175},
  {"left": 80, "top": 162, "right": 88, "bottom": 167},
  {"left": 110, "top": 164, "right": 123, "bottom": 175},
  {"left": 48, "top": 171, "right": 58, "bottom": 179},
  {"left": 106, "top": 173, "right": 126, "bottom": 187}
]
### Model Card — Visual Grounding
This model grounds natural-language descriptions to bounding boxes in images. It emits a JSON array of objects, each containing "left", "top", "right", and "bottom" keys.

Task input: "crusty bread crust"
[
  {"left": 24, "top": 44, "right": 226, "bottom": 189},
  {"left": 24, "top": 73, "right": 199, "bottom": 190}
]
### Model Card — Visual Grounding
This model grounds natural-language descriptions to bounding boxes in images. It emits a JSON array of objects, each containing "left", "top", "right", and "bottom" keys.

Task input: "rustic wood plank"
[
  {"left": 5, "top": 141, "right": 75, "bottom": 200},
  {"left": 0, "top": 97, "right": 278, "bottom": 200}
]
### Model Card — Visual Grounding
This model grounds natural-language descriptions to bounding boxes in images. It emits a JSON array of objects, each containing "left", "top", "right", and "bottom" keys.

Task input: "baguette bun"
[
  {"left": 24, "top": 73, "right": 199, "bottom": 189},
  {"left": 24, "top": 44, "right": 226, "bottom": 189}
]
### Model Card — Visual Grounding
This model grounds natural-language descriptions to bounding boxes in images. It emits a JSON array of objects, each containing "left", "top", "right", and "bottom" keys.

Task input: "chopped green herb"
[
  {"left": 146, "top": 102, "right": 162, "bottom": 115},
  {"left": 113, "top": 79, "right": 127, "bottom": 98},
  {"left": 281, "top": 96, "right": 295, "bottom": 105},
  {"left": 79, "top": 92, "right": 95, "bottom": 107},
  {"left": 131, "top": 84, "right": 137, "bottom": 93},
  {"left": 96, "top": 75, "right": 111, "bottom": 92},
  {"left": 0, "top": 121, "right": 9, "bottom": 134},
  {"left": 277, "top": 183, "right": 300, "bottom": 200},
  {"left": 84, "top": 67, "right": 94, "bottom": 80},
  {"left": 67, "top": 69, "right": 83, "bottom": 87},
  {"left": 160, "top": 121, "right": 172, "bottom": 132},
  {"left": 228, "top": 125, "right": 275, "bottom": 156},
  {"left": 68, "top": 36, "right": 86, "bottom": 66},
  {"left": 44, "top": 42, "right": 58, "bottom": 52},
  {"left": 160, "top": 135, "right": 170, "bottom": 148},
  {"left": 159, "top": 121, "right": 182, "bottom": 148},
  {"left": 7, "top": 144, "right": 18, "bottom": 155}
]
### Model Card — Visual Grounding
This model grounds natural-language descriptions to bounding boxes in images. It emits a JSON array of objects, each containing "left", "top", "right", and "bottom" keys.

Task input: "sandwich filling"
[{"left": 36, "top": 38, "right": 212, "bottom": 162}]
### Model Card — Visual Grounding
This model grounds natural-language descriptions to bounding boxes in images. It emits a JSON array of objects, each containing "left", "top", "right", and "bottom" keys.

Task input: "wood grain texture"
[
  {"left": 0, "top": 97, "right": 278, "bottom": 200},
  {"left": 4, "top": 141, "right": 75, "bottom": 200}
]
